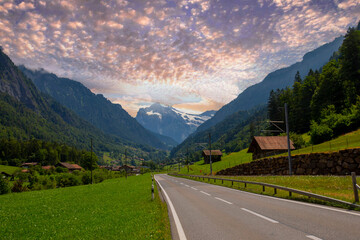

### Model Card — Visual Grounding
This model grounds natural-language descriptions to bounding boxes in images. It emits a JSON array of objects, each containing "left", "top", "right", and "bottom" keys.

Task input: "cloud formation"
[{"left": 0, "top": 0, "right": 359, "bottom": 115}]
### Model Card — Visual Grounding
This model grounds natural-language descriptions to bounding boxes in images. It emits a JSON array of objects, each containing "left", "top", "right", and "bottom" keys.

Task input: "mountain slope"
[
  {"left": 170, "top": 106, "right": 267, "bottom": 159},
  {"left": 197, "top": 36, "right": 344, "bottom": 132},
  {"left": 20, "top": 67, "right": 169, "bottom": 150},
  {"left": 0, "top": 49, "right": 165, "bottom": 160},
  {"left": 135, "top": 103, "right": 215, "bottom": 143}
]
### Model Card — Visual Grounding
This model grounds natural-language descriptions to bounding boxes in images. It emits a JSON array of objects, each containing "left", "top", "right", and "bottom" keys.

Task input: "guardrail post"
[
  {"left": 244, "top": 183, "right": 247, "bottom": 188},
  {"left": 231, "top": 181, "right": 233, "bottom": 186},
  {"left": 274, "top": 188, "right": 277, "bottom": 195},
  {"left": 263, "top": 186, "right": 265, "bottom": 192},
  {"left": 289, "top": 191, "right": 292, "bottom": 197},
  {"left": 222, "top": 179, "right": 223, "bottom": 184},
  {"left": 351, "top": 172, "right": 359, "bottom": 202}
]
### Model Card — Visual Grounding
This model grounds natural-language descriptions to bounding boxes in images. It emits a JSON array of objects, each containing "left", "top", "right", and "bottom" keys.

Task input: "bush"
[
  {"left": 81, "top": 172, "right": 91, "bottom": 185},
  {"left": 11, "top": 180, "right": 28, "bottom": 192},
  {"left": 280, "top": 132, "right": 306, "bottom": 149},
  {"left": 56, "top": 174, "right": 81, "bottom": 187},
  {"left": 310, "top": 121, "right": 333, "bottom": 144},
  {"left": 0, "top": 178, "right": 11, "bottom": 194}
]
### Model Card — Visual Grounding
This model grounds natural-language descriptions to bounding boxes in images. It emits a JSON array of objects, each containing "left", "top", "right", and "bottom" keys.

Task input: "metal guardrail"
[
  {"left": 171, "top": 173, "right": 360, "bottom": 209},
  {"left": 351, "top": 172, "right": 360, "bottom": 203}
]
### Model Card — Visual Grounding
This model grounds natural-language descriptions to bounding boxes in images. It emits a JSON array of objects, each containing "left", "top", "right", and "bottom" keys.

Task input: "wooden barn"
[
  {"left": 202, "top": 150, "right": 222, "bottom": 164},
  {"left": 247, "top": 136, "right": 295, "bottom": 160}
]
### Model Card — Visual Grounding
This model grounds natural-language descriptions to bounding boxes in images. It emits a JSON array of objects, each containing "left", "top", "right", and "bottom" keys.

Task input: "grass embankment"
[
  {"left": 178, "top": 174, "right": 360, "bottom": 209},
  {"left": 0, "top": 165, "right": 20, "bottom": 175},
  {"left": 283, "top": 129, "right": 360, "bottom": 156},
  {"left": 0, "top": 174, "right": 171, "bottom": 239},
  {"left": 178, "top": 149, "right": 252, "bottom": 175},
  {"left": 179, "top": 129, "right": 360, "bottom": 176}
]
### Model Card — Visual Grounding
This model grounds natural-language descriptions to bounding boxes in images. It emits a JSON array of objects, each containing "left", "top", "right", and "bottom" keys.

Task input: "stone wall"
[{"left": 216, "top": 148, "right": 360, "bottom": 176}]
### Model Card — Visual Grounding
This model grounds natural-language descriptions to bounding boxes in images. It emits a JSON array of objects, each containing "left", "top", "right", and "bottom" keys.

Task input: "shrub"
[
  {"left": 11, "top": 180, "right": 28, "bottom": 192},
  {"left": 56, "top": 174, "right": 81, "bottom": 188},
  {"left": 0, "top": 178, "right": 11, "bottom": 194},
  {"left": 310, "top": 121, "right": 333, "bottom": 144}
]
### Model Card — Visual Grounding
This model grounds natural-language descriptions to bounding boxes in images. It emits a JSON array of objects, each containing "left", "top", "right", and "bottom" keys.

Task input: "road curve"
[{"left": 155, "top": 174, "right": 360, "bottom": 240}]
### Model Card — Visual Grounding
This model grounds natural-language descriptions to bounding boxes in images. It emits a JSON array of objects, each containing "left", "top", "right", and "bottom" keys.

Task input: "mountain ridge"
[
  {"left": 20, "top": 67, "right": 171, "bottom": 150},
  {"left": 197, "top": 36, "right": 344, "bottom": 132}
]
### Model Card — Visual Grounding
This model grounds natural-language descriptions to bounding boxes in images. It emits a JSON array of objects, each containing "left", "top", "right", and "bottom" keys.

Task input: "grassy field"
[
  {"left": 0, "top": 165, "right": 20, "bottom": 175},
  {"left": 0, "top": 174, "right": 171, "bottom": 239},
  {"left": 178, "top": 175, "right": 360, "bottom": 209},
  {"left": 284, "top": 129, "right": 360, "bottom": 156},
  {"left": 178, "top": 149, "right": 252, "bottom": 175}
]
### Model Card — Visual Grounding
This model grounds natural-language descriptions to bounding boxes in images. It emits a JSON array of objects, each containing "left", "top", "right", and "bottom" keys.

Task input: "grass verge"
[
  {"left": 0, "top": 173, "right": 171, "bottom": 239},
  {"left": 0, "top": 165, "right": 20, "bottom": 175},
  {"left": 174, "top": 174, "right": 360, "bottom": 210},
  {"left": 178, "top": 149, "right": 252, "bottom": 175}
]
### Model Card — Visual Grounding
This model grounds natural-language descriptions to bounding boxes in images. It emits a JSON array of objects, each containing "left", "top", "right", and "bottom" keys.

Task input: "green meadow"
[
  {"left": 0, "top": 165, "right": 20, "bottom": 175},
  {"left": 178, "top": 149, "right": 253, "bottom": 175},
  {"left": 0, "top": 174, "right": 171, "bottom": 240}
]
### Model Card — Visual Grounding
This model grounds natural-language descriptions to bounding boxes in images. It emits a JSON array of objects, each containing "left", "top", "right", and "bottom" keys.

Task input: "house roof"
[
  {"left": 202, "top": 150, "right": 223, "bottom": 156},
  {"left": 21, "top": 162, "right": 38, "bottom": 167},
  {"left": 42, "top": 166, "right": 53, "bottom": 170},
  {"left": 58, "top": 162, "right": 83, "bottom": 170},
  {"left": 247, "top": 136, "right": 295, "bottom": 153},
  {"left": 120, "top": 165, "right": 135, "bottom": 169}
]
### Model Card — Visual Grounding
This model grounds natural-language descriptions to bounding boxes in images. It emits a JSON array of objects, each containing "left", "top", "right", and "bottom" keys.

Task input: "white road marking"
[
  {"left": 306, "top": 235, "right": 322, "bottom": 240},
  {"left": 200, "top": 191, "right": 211, "bottom": 196},
  {"left": 191, "top": 187, "right": 198, "bottom": 190},
  {"left": 241, "top": 208, "right": 279, "bottom": 223},
  {"left": 185, "top": 184, "right": 190, "bottom": 187},
  {"left": 225, "top": 187, "right": 360, "bottom": 217},
  {"left": 215, "top": 197, "right": 233, "bottom": 205},
  {"left": 155, "top": 176, "right": 187, "bottom": 240},
  {"left": 180, "top": 182, "right": 184, "bottom": 185}
]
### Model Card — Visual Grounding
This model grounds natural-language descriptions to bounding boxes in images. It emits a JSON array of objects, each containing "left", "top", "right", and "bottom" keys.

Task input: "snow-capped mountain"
[{"left": 135, "top": 103, "right": 216, "bottom": 143}]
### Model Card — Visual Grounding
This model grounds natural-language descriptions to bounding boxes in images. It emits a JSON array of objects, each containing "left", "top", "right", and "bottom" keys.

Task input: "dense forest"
[
  {"left": 0, "top": 138, "right": 98, "bottom": 168},
  {"left": 268, "top": 25, "right": 360, "bottom": 144}
]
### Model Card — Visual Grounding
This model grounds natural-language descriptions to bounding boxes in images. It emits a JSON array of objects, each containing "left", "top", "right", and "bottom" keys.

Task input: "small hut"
[
  {"left": 202, "top": 150, "right": 222, "bottom": 164},
  {"left": 247, "top": 136, "right": 295, "bottom": 160}
]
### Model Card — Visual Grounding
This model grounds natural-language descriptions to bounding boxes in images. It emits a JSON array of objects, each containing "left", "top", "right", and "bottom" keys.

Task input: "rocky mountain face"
[
  {"left": 20, "top": 67, "right": 171, "bottom": 150},
  {"left": 197, "top": 36, "right": 344, "bottom": 132},
  {"left": 135, "top": 103, "right": 216, "bottom": 143}
]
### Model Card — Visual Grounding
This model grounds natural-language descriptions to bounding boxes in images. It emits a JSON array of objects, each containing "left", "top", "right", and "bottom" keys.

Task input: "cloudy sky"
[{"left": 0, "top": 0, "right": 359, "bottom": 116}]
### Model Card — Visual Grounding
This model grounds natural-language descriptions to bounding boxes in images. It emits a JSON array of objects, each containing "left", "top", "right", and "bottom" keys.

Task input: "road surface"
[{"left": 155, "top": 174, "right": 360, "bottom": 240}]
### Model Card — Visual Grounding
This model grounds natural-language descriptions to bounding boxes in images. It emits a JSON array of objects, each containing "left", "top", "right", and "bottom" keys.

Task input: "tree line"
[{"left": 0, "top": 138, "right": 97, "bottom": 167}]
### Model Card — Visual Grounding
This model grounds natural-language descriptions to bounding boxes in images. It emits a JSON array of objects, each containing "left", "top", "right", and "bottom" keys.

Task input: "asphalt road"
[{"left": 155, "top": 174, "right": 360, "bottom": 240}]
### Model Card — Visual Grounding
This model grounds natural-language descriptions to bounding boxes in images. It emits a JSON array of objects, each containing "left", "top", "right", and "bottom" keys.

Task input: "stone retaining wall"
[{"left": 216, "top": 148, "right": 360, "bottom": 176}]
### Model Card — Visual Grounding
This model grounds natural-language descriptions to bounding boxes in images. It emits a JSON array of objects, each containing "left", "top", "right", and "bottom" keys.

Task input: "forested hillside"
[
  {"left": 170, "top": 106, "right": 267, "bottom": 160},
  {"left": 0, "top": 49, "right": 166, "bottom": 164},
  {"left": 268, "top": 25, "right": 360, "bottom": 144}
]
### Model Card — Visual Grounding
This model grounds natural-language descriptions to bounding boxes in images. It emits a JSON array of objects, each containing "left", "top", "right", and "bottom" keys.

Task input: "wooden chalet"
[
  {"left": 21, "top": 162, "right": 38, "bottom": 168},
  {"left": 247, "top": 136, "right": 295, "bottom": 160},
  {"left": 57, "top": 162, "right": 83, "bottom": 172},
  {"left": 202, "top": 150, "right": 222, "bottom": 164},
  {"left": 119, "top": 164, "right": 135, "bottom": 173}
]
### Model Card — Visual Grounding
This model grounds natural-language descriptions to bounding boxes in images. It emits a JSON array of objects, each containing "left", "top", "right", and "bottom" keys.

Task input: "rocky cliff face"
[{"left": 0, "top": 49, "right": 42, "bottom": 110}]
